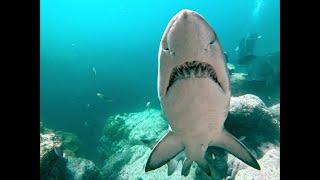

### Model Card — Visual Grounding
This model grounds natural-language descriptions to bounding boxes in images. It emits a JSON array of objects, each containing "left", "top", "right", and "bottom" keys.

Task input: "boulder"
[
  {"left": 98, "top": 109, "right": 168, "bottom": 178},
  {"left": 65, "top": 156, "right": 102, "bottom": 180},
  {"left": 41, "top": 123, "right": 101, "bottom": 180},
  {"left": 230, "top": 73, "right": 249, "bottom": 96},
  {"left": 268, "top": 103, "right": 280, "bottom": 122},
  {"left": 225, "top": 95, "right": 279, "bottom": 157},
  {"left": 40, "top": 131, "right": 66, "bottom": 180},
  {"left": 40, "top": 123, "right": 81, "bottom": 157},
  {"left": 55, "top": 131, "right": 81, "bottom": 157},
  {"left": 235, "top": 147, "right": 280, "bottom": 180}
]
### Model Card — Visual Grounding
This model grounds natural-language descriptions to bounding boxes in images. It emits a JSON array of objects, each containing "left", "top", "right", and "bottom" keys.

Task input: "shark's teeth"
[{"left": 166, "top": 60, "right": 221, "bottom": 93}]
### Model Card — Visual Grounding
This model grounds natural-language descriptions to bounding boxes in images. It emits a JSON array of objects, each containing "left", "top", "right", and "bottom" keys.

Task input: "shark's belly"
[{"left": 161, "top": 78, "right": 229, "bottom": 136}]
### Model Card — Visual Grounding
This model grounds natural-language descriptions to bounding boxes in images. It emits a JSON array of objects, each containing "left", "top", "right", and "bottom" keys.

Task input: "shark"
[{"left": 144, "top": 9, "right": 261, "bottom": 177}]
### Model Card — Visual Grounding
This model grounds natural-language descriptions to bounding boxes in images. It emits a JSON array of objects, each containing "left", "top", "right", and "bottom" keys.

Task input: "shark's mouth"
[{"left": 166, "top": 60, "right": 222, "bottom": 93}]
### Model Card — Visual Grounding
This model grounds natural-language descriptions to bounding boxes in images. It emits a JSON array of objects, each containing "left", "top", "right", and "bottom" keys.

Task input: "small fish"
[
  {"left": 87, "top": 104, "right": 91, "bottom": 108},
  {"left": 239, "top": 136, "right": 246, "bottom": 141},
  {"left": 235, "top": 46, "right": 239, "bottom": 52},
  {"left": 97, "top": 93, "right": 113, "bottom": 102},
  {"left": 92, "top": 67, "right": 97, "bottom": 76},
  {"left": 146, "top": 101, "right": 151, "bottom": 109},
  {"left": 84, "top": 121, "right": 89, "bottom": 127}
]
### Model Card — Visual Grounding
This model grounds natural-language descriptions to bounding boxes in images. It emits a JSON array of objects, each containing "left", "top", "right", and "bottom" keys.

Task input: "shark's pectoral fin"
[
  {"left": 209, "top": 129, "right": 260, "bottom": 170},
  {"left": 181, "top": 158, "right": 193, "bottom": 176},
  {"left": 167, "top": 158, "right": 178, "bottom": 176},
  {"left": 145, "top": 131, "right": 184, "bottom": 172}
]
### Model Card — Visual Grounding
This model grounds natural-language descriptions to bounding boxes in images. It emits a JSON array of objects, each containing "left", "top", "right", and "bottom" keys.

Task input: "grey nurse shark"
[{"left": 144, "top": 9, "right": 260, "bottom": 177}]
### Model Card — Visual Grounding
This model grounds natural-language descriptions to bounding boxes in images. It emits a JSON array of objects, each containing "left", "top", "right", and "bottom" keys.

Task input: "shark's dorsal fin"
[
  {"left": 145, "top": 131, "right": 184, "bottom": 172},
  {"left": 209, "top": 129, "right": 260, "bottom": 170}
]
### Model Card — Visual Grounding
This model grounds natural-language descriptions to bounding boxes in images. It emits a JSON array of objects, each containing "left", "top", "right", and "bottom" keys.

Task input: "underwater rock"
[
  {"left": 230, "top": 73, "right": 249, "bottom": 96},
  {"left": 65, "top": 156, "right": 102, "bottom": 180},
  {"left": 40, "top": 131, "right": 66, "bottom": 180},
  {"left": 98, "top": 109, "right": 168, "bottom": 178},
  {"left": 235, "top": 147, "right": 280, "bottom": 180},
  {"left": 98, "top": 109, "right": 167, "bottom": 156},
  {"left": 226, "top": 94, "right": 280, "bottom": 157},
  {"left": 225, "top": 143, "right": 278, "bottom": 179},
  {"left": 100, "top": 144, "right": 141, "bottom": 179},
  {"left": 40, "top": 122, "right": 81, "bottom": 157},
  {"left": 268, "top": 103, "right": 280, "bottom": 122},
  {"left": 98, "top": 95, "right": 279, "bottom": 179},
  {"left": 55, "top": 131, "right": 81, "bottom": 157},
  {"left": 41, "top": 123, "right": 101, "bottom": 180}
]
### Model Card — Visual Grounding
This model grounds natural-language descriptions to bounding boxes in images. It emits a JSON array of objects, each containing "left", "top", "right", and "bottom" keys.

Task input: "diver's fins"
[
  {"left": 145, "top": 131, "right": 184, "bottom": 172},
  {"left": 209, "top": 129, "right": 260, "bottom": 170}
]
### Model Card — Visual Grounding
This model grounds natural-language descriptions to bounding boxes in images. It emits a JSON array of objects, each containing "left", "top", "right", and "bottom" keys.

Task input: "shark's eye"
[
  {"left": 162, "top": 45, "right": 169, "bottom": 51},
  {"left": 210, "top": 40, "right": 216, "bottom": 45}
]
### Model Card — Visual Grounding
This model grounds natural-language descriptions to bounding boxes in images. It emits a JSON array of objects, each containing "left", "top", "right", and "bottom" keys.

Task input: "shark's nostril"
[{"left": 181, "top": 11, "right": 188, "bottom": 19}]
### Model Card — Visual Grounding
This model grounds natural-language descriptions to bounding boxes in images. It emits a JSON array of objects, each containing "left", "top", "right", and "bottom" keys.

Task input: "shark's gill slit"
[{"left": 166, "top": 61, "right": 222, "bottom": 93}]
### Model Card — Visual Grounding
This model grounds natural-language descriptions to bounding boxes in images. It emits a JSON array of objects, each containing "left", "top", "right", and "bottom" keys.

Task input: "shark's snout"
[
  {"left": 173, "top": 9, "right": 202, "bottom": 25},
  {"left": 164, "top": 9, "right": 209, "bottom": 58},
  {"left": 158, "top": 9, "right": 230, "bottom": 98},
  {"left": 176, "top": 9, "right": 195, "bottom": 20}
]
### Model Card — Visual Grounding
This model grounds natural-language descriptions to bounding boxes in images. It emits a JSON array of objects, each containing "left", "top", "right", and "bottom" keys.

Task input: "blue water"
[{"left": 40, "top": 0, "right": 279, "bottom": 163}]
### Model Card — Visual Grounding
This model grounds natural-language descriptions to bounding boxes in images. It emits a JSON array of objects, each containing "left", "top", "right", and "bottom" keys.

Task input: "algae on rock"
[
  {"left": 235, "top": 147, "right": 280, "bottom": 180},
  {"left": 65, "top": 156, "right": 102, "bottom": 180},
  {"left": 55, "top": 131, "right": 81, "bottom": 157},
  {"left": 98, "top": 109, "right": 168, "bottom": 178},
  {"left": 40, "top": 131, "right": 66, "bottom": 180},
  {"left": 41, "top": 123, "right": 101, "bottom": 180}
]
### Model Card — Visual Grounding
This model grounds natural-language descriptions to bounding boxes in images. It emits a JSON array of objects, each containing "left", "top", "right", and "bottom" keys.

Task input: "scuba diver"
[{"left": 235, "top": 33, "right": 262, "bottom": 65}]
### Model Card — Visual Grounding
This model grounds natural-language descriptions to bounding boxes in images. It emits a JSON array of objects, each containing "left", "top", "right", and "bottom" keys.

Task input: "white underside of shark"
[{"left": 145, "top": 9, "right": 260, "bottom": 177}]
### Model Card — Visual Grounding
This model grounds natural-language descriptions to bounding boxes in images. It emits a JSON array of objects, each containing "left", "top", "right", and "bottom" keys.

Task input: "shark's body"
[{"left": 145, "top": 9, "right": 260, "bottom": 177}]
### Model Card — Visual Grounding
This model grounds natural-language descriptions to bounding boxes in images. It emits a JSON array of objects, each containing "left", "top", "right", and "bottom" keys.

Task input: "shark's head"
[{"left": 158, "top": 9, "right": 230, "bottom": 99}]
